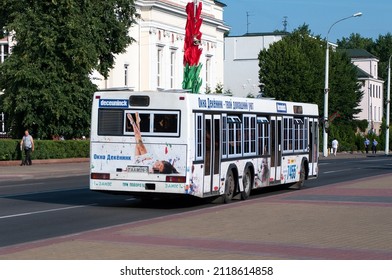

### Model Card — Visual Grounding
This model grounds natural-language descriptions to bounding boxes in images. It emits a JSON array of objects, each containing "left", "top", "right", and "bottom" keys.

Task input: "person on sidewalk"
[
  {"left": 331, "top": 138, "right": 338, "bottom": 156},
  {"left": 364, "top": 138, "right": 370, "bottom": 154},
  {"left": 372, "top": 139, "right": 378, "bottom": 154},
  {"left": 20, "top": 129, "right": 34, "bottom": 166}
]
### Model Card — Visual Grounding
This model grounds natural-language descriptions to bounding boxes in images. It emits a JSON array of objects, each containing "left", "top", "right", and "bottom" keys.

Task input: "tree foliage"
[
  {"left": 0, "top": 0, "right": 137, "bottom": 139},
  {"left": 258, "top": 25, "right": 362, "bottom": 124},
  {"left": 337, "top": 33, "right": 374, "bottom": 50}
]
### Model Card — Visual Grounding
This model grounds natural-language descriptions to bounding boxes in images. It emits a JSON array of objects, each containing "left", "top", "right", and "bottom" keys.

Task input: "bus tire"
[
  {"left": 241, "top": 167, "right": 252, "bottom": 200},
  {"left": 293, "top": 160, "right": 307, "bottom": 189},
  {"left": 223, "top": 169, "right": 236, "bottom": 203}
]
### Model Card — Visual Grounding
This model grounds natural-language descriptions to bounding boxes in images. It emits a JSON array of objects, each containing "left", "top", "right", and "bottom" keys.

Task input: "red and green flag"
[{"left": 182, "top": 0, "right": 203, "bottom": 93}]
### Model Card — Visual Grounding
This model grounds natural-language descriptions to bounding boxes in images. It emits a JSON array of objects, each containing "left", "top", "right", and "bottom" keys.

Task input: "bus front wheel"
[{"left": 223, "top": 169, "right": 236, "bottom": 203}]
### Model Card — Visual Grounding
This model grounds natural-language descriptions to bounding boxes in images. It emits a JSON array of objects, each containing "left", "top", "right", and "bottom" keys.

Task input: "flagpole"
[{"left": 194, "top": 0, "right": 198, "bottom": 18}]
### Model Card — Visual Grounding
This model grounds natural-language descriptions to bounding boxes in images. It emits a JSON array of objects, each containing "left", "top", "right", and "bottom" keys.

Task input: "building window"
[
  {"left": 124, "top": 64, "right": 129, "bottom": 86},
  {"left": 157, "top": 48, "right": 163, "bottom": 87},
  {"left": 378, "top": 107, "right": 381, "bottom": 122},
  {"left": 0, "top": 42, "right": 9, "bottom": 63},
  {"left": 205, "top": 57, "right": 211, "bottom": 91},
  {"left": 170, "top": 51, "right": 175, "bottom": 88}
]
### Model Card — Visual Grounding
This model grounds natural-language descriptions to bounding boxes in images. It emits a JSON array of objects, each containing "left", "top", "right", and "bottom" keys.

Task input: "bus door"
[
  {"left": 270, "top": 116, "right": 282, "bottom": 183},
  {"left": 203, "top": 114, "right": 221, "bottom": 194},
  {"left": 308, "top": 118, "right": 319, "bottom": 176}
]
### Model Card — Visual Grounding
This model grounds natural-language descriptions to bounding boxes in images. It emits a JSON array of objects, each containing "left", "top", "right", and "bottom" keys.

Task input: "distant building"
[
  {"left": 1, "top": 1, "right": 228, "bottom": 94},
  {"left": 91, "top": 0, "right": 229, "bottom": 92},
  {"left": 224, "top": 32, "right": 288, "bottom": 97},
  {"left": 344, "top": 49, "right": 384, "bottom": 135}
]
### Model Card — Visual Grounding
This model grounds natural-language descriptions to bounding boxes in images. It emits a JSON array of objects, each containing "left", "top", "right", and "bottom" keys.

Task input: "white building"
[
  {"left": 91, "top": 0, "right": 229, "bottom": 92},
  {"left": 345, "top": 49, "right": 384, "bottom": 134},
  {"left": 0, "top": 35, "right": 11, "bottom": 130},
  {"left": 0, "top": 36, "right": 11, "bottom": 64},
  {"left": 224, "top": 32, "right": 287, "bottom": 97}
]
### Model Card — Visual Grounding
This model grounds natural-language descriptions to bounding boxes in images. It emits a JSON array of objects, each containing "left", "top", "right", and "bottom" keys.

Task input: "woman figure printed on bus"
[
  {"left": 255, "top": 158, "right": 270, "bottom": 188},
  {"left": 127, "top": 112, "right": 178, "bottom": 174}
]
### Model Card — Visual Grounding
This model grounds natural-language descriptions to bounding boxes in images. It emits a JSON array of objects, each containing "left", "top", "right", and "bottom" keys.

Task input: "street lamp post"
[
  {"left": 386, "top": 55, "right": 391, "bottom": 155},
  {"left": 323, "top": 12, "right": 362, "bottom": 157}
]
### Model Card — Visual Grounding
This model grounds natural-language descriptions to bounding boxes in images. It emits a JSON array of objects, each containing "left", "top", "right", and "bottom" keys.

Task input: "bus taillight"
[
  {"left": 91, "top": 173, "right": 110, "bottom": 180},
  {"left": 166, "top": 176, "right": 186, "bottom": 183}
]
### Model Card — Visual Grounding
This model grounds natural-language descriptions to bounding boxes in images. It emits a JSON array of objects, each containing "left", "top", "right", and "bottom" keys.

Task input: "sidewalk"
[
  {"left": 0, "top": 158, "right": 89, "bottom": 181},
  {"left": 319, "top": 151, "right": 388, "bottom": 159},
  {"left": 0, "top": 156, "right": 391, "bottom": 259}
]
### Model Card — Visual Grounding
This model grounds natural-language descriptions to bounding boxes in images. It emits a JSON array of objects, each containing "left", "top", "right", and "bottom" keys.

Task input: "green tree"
[
  {"left": 337, "top": 33, "right": 374, "bottom": 50},
  {"left": 372, "top": 33, "right": 392, "bottom": 84},
  {"left": 259, "top": 25, "right": 362, "bottom": 124},
  {"left": 0, "top": 0, "right": 137, "bottom": 139}
]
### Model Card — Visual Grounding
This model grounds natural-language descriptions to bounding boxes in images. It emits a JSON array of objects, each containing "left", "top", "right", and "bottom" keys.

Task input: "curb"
[{"left": 0, "top": 158, "right": 89, "bottom": 166}]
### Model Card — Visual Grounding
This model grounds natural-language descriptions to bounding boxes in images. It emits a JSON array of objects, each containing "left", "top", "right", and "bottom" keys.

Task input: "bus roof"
[{"left": 94, "top": 90, "right": 319, "bottom": 116}]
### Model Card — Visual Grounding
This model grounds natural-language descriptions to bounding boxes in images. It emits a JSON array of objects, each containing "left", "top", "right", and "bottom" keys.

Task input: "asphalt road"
[{"left": 0, "top": 156, "right": 391, "bottom": 248}]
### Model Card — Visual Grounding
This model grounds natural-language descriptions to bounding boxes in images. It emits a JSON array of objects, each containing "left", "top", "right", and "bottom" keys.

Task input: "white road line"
[
  {"left": 323, "top": 168, "right": 354, "bottom": 174},
  {"left": 0, "top": 204, "right": 97, "bottom": 220},
  {"left": 0, "top": 187, "right": 87, "bottom": 199},
  {"left": 0, "top": 182, "right": 45, "bottom": 188}
]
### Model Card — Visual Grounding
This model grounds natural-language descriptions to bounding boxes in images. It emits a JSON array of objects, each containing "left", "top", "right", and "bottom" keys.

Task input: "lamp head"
[{"left": 353, "top": 12, "right": 362, "bottom": 17}]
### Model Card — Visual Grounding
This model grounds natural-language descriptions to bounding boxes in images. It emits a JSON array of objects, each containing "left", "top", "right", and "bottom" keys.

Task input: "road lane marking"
[
  {"left": 0, "top": 187, "right": 87, "bottom": 199},
  {"left": 0, "top": 204, "right": 97, "bottom": 220},
  {"left": 323, "top": 168, "right": 356, "bottom": 174},
  {"left": 0, "top": 182, "right": 45, "bottom": 188}
]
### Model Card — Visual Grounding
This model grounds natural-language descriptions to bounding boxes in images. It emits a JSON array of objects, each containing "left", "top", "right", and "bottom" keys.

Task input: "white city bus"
[{"left": 90, "top": 89, "right": 319, "bottom": 202}]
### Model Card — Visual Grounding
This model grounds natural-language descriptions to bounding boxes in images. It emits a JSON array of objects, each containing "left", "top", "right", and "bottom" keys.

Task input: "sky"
[{"left": 222, "top": 0, "right": 392, "bottom": 42}]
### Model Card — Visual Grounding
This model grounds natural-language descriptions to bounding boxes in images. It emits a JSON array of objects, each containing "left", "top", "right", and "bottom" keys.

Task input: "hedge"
[{"left": 0, "top": 139, "right": 89, "bottom": 161}]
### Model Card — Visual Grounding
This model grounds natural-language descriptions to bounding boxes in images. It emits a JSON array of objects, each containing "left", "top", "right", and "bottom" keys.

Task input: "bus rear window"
[
  {"left": 98, "top": 109, "right": 124, "bottom": 135},
  {"left": 129, "top": 95, "right": 150, "bottom": 106},
  {"left": 153, "top": 114, "right": 178, "bottom": 133},
  {"left": 125, "top": 111, "right": 180, "bottom": 137}
]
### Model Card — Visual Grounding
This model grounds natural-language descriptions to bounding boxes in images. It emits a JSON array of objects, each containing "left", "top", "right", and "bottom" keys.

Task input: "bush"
[{"left": 0, "top": 139, "right": 89, "bottom": 161}]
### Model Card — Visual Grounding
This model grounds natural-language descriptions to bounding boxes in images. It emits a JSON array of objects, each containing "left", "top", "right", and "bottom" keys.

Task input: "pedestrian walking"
[
  {"left": 20, "top": 129, "right": 34, "bottom": 165},
  {"left": 331, "top": 138, "right": 338, "bottom": 156},
  {"left": 364, "top": 138, "right": 370, "bottom": 154},
  {"left": 372, "top": 139, "right": 378, "bottom": 154}
]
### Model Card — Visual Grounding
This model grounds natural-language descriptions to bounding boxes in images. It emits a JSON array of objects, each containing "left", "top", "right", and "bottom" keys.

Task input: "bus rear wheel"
[
  {"left": 241, "top": 168, "right": 252, "bottom": 200},
  {"left": 223, "top": 169, "right": 236, "bottom": 203},
  {"left": 293, "top": 162, "right": 306, "bottom": 189}
]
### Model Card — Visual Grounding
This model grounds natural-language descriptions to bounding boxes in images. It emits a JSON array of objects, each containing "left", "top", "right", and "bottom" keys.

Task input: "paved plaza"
[{"left": 0, "top": 158, "right": 391, "bottom": 259}]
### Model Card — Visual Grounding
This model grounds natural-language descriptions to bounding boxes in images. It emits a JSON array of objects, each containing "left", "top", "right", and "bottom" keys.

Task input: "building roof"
[
  {"left": 342, "top": 49, "right": 379, "bottom": 59},
  {"left": 214, "top": 0, "right": 226, "bottom": 7},
  {"left": 355, "top": 66, "right": 371, "bottom": 79},
  {"left": 226, "top": 31, "right": 289, "bottom": 38}
]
